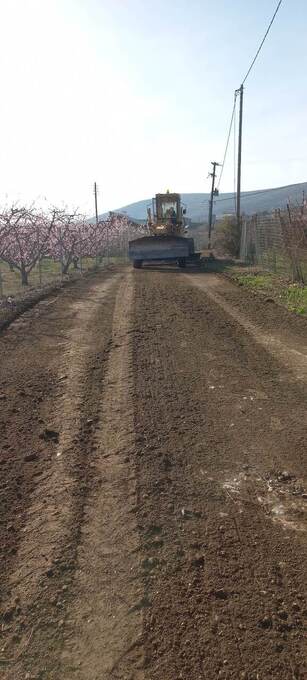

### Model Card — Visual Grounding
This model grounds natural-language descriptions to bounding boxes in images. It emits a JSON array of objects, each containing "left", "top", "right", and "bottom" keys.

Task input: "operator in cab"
[{"left": 166, "top": 206, "right": 177, "bottom": 226}]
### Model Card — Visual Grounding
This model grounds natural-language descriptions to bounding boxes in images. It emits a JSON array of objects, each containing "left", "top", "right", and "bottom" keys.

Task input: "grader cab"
[{"left": 149, "top": 193, "right": 185, "bottom": 235}]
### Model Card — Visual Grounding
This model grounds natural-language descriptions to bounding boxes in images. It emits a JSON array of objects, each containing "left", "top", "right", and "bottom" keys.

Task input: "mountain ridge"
[{"left": 99, "top": 181, "right": 307, "bottom": 223}]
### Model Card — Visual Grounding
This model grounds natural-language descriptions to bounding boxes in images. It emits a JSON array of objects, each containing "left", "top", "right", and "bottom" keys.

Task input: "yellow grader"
[{"left": 128, "top": 192, "right": 201, "bottom": 269}]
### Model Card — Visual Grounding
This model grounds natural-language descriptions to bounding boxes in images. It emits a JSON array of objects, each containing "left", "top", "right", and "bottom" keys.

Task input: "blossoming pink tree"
[
  {"left": 79, "top": 219, "right": 111, "bottom": 262},
  {"left": 0, "top": 204, "right": 146, "bottom": 290},
  {"left": 48, "top": 209, "right": 85, "bottom": 274},
  {"left": 106, "top": 213, "right": 147, "bottom": 257},
  {"left": 0, "top": 205, "right": 57, "bottom": 285}
]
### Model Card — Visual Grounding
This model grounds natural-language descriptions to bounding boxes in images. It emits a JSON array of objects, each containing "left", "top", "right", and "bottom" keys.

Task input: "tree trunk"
[
  {"left": 62, "top": 261, "right": 70, "bottom": 275},
  {"left": 21, "top": 265, "right": 28, "bottom": 286}
]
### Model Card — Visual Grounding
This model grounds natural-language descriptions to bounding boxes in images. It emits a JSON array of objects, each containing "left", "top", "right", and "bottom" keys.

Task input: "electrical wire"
[
  {"left": 241, "top": 0, "right": 283, "bottom": 86},
  {"left": 200, "top": 185, "right": 296, "bottom": 208},
  {"left": 215, "top": 1, "right": 283, "bottom": 203},
  {"left": 217, "top": 92, "right": 238, "bottom": 191}
]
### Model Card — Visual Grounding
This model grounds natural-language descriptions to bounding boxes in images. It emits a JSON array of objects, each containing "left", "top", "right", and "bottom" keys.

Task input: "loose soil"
[{"left": 0, "top": 264, "right": 306, "bottom": 679}]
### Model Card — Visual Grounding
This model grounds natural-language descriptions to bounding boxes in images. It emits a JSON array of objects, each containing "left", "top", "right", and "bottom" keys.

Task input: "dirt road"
[{"left": 0, "top": 265, "right": 306, "bottom": 679}]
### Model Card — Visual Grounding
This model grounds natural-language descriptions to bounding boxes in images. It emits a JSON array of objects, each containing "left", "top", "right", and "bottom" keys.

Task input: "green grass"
[
  {"left": 0, "top": 255, "right": 127, "bottom": 297},
  {"left": 230, "top": 269, "right": 307, "bottom": 316},
  {"left": 282, "top": 285, "right": 307, "bottom": 315},
  {"left": 0, "top": 259, "right": 62, "bottom": 297},
  {"left": 0, "top": 257, "right": 96, "bottom": 297},
  {"left": 235, "top": 273, "right": 276, "bottom": 290}
]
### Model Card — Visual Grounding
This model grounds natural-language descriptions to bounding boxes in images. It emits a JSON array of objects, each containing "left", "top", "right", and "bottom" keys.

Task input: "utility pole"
[
  {"left": 236, "top": 84, "right": 244, "bottom": 231},
  {"left": 208, "top": 161, "right": 220, "bottom": 250},
  {"left": 94, "top": 182, "right": 99, "bottom": 227}
]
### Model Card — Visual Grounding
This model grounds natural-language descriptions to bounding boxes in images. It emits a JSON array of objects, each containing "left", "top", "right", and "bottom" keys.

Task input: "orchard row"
[{"left": 0, "top": 205, "right": 145, "bottom": 285}]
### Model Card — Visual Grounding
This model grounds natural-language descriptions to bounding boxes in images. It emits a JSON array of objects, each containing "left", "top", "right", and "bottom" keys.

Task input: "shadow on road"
[{"left": 134, "top": 257, "right": 246, "bottom": 276}]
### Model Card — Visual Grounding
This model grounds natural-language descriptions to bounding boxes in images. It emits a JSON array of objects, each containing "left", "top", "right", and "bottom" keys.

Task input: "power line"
[
  {"left": 242, "top": 0, "right": 283, "bottom": 85},
  {"left": 215, "top": 0, "right": 283, "bottom": 213},
  {"left": 200, "top": 184, "right": 296, "bottom": 206},
  {"left": 217, "top": 93, "right": 237, "bottom": 191}
]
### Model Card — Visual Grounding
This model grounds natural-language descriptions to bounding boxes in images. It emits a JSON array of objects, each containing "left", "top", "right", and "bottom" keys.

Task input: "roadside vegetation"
[
  {"left": 229, "top": 269, "right": 307, "bottom": 316},
  {"left": 213, "top": 215, "right": 240, "bottom": 257},
  {"left": 211, "top": 211, "right": 307, "bottom": 316}
]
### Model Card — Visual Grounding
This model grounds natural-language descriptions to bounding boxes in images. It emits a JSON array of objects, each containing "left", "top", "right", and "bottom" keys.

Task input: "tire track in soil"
[
  {"left": 6, "top": 277, "right": 120, "bottom": 600},
  {"left": 132, "top": 270, "right": 306, "bottom": 680},
  {"left": 60, "top": 272, "right": 144, "bottom": 680},
  {"left": 186, "top": 273, "right": 307, "bottom": 382},
  {"left": 0, "top": 271, "right": 124, "bottom": 679}
]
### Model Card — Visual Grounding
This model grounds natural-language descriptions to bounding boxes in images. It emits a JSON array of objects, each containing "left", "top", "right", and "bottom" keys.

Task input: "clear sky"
[{"left": 0, "top": 0, "right": 305, "bottom": 215}]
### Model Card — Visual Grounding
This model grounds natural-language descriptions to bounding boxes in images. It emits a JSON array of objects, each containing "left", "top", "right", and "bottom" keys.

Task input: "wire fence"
[{"left": 240, "top": 207, "right": 307, "bottom": 283}]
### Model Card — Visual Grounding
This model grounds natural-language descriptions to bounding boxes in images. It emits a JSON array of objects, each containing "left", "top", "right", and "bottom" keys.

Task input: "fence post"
[
  {"left": 255, "top": 215, "right": 261, "bottom": 265},
  {"left": 240, "top": 220, "right": 247, "bottom": 261},
  {"left": 38, "top": 257, "right": 42, "bottom": 286},
  {"left": 0, "top": 263, "right": 3, "bottom": 297},
  {"left": 36, "top": 227, "right": 42, "bottom": 286}
]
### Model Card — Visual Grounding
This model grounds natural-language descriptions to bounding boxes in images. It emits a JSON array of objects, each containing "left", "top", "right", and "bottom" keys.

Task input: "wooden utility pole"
[
  {"left": 208, "top": 161, "right": 220, "bottom": 250},
  {"left": 236, "top": 84, "right": 244, "bottom": 230},
  {"left": 94, "top": 182, "right": 99, "bottom": 227}
]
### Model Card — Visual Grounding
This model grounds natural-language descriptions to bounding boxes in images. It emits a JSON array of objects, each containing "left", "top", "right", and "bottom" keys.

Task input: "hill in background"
[{"left": 100, "top": 181, "right": 307, "bottom": 223}]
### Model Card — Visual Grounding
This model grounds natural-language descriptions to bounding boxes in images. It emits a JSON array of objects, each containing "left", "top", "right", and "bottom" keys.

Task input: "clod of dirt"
[
  {"left": 146, "top": 524, "right": 162, "bottom": 538},
  {"left": 191, "top": 554, "right": 205, "bottom": 569},
  {"left": 0, "top": 393, "right": 6, "bottom": 400},
  {"left": 2, "top": 607, "right": 15, "bottom": 623},
  {"left": 163, "top": 455, "right": 172, "bottom": 470},
  {"left": 258, "top": 615, "right": 272, "bottom": 629},
  {"left": 24, "top": 453, "right": 39, "bottom": 462},
  {"left": 277, "top": 609, "right": 288, "bottom": 620},
  {"left": 276, "top": 622, "right": 292, "bottom": 633},
  {"left": 40, "top": 428, "right": 59, "bottom": 443},
  {"left": 142, "top": 557, "right": 159, "bottom": 571},
  {"left": 278, "top": 471, "right": 294, "bottom": 482},
  {"left": 212, "top": 589, "right": 228, "bottom": 600},
  {"left": 152, "top": 537, "right": 164, "bottom": 548}
]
